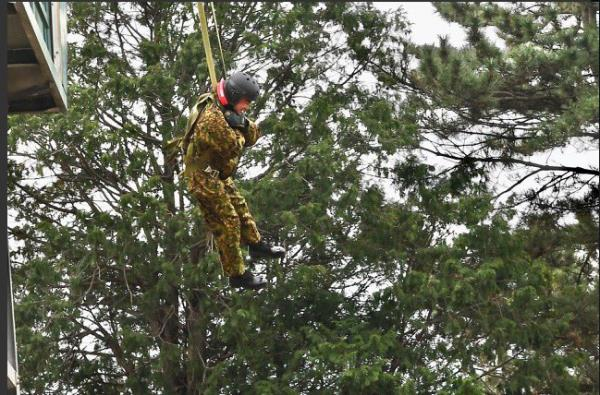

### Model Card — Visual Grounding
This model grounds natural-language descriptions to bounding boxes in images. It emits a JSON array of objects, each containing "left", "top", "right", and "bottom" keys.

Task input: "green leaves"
[
  {"left": 7, "top": 2, "right": 598, "bottom": 394},
  {"left": 387, "top": 2, "right": 599, "bottom": 215}
]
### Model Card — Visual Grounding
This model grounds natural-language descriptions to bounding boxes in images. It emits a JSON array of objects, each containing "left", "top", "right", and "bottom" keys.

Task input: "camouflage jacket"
[{"left": 183, "top": 98, "right": 261, "bottom": 180}]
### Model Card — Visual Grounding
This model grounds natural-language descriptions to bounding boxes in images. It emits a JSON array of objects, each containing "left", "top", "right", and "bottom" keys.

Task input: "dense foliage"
[{"left": 8, "top": 2, "right": 598, "bottom": 394}]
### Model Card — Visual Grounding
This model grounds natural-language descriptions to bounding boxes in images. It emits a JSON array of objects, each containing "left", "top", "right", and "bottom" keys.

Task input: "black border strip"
[{"left": 2, "top": 1, "right": 11, "bottom": 394}]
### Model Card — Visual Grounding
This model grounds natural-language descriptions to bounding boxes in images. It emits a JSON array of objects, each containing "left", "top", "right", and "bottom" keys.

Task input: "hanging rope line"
[{"left": 210, "top": 2, "right": 228, "bottom": 77}]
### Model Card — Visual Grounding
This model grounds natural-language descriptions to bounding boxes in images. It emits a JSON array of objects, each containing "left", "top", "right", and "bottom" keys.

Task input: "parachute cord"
[{"left": 210, "top": 2, "right": 228, "bottom": 77}]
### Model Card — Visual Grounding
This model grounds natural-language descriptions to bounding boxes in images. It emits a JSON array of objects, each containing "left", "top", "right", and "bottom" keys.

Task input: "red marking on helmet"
[{"left": 217, "top": 79, "right": 228, "bottom": 106}]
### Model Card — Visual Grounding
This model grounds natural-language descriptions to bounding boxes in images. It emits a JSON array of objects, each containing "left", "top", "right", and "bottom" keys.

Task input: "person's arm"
[
  {"left": 243, "top": 119, "right": 261, "bottom": 147},
  {"left": 194, "top": 103, "right": 243, "bottom": 157}
]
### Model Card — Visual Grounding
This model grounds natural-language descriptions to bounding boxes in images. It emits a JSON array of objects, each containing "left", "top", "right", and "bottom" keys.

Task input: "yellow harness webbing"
[
  {"left": 210, "top": 2, "right": 228, "bottom": 76},
  {"left": 197, "top": 2, "right": 218, "bottom": 89}
]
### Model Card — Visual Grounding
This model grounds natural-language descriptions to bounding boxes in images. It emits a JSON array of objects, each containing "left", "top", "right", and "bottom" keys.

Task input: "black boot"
[
  {"left": 248, "top": 240, "right": 286, "bottom": 260},
  {"left": 229, "top": 270, "right": 267, "bottom": 290}
]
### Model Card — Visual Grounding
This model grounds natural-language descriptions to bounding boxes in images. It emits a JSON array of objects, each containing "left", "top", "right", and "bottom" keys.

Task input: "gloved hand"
[{"left": 223, "top": 109, "right": 249, "bottom": 133}]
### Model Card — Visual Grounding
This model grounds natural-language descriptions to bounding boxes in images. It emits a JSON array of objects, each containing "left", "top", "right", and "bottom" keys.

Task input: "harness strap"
[{"left": 197, "top": 2, "right": 218, "bottom": 89}]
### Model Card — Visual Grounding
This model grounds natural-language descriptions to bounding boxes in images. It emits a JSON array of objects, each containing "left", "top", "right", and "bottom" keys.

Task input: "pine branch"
[{"left": 419, "top": 145, "right": 599, "bottom": 176}]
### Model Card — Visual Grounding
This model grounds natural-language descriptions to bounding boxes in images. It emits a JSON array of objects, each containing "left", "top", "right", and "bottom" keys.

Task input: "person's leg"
[
  {"left": 223, "top": 177, "right": 261, "bottom": 245},
  {"left": 188, "top": 172, "right": 245, "bottom": 277},
  {"left": 223, "top": 177, "right": 286, "bottom": 260}
]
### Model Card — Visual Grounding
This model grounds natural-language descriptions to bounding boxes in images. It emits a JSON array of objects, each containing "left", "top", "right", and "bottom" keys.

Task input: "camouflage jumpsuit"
[{"left": 184, "top": 98, "right": 261, "bottom": 277}]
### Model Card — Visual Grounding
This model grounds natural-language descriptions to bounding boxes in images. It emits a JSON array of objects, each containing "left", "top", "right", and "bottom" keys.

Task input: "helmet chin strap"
[{"left": 217, "top": 78, "right": 229, "bottom": 106}]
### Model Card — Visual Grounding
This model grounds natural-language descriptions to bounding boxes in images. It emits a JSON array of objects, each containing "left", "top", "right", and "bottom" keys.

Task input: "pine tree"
[
  {"left": 371, "top": 2, "right": 599, "bottom": 211},
  {"left": 363, "top": 1, "right": 599, "bottom": 392},
  {"left": 8, "top": 2, "right": 598, "bottom": 394},
  {"left": 9, "top": 2, "right": 407, "bottom": 393}
]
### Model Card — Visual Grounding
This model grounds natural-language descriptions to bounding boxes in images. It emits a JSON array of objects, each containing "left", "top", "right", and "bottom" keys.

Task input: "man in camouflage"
[{"left": 183, "top": 71, "right": 285, "bottom": 290}]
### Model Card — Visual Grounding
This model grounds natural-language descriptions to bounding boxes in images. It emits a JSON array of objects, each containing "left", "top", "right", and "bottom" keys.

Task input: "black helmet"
[{"left": 224, "top": 71, "right": 260, "bottom": 105}]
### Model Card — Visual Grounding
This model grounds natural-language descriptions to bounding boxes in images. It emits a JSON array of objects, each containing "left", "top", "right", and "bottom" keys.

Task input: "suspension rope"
[{"left": 210, "top": 2, "right": 228, "bottom": 77}]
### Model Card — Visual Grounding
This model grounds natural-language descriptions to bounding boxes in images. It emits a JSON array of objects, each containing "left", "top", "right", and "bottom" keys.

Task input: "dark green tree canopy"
[{"left": 8, "top": 2, "right": 598, "bottom": 394}]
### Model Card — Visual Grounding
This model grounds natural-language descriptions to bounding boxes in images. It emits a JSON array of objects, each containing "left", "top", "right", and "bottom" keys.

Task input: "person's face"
[{"left": 233, "top": 98, "right": 251, "bottom": 114}]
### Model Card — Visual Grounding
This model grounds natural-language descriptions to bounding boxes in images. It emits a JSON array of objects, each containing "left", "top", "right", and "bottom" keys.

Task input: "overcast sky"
[
  {"left": 369, "top": 2, "right": 598, "bottom": 207},
  {"left": 374, "top": 2, "right": 466, "bottom": 46}
]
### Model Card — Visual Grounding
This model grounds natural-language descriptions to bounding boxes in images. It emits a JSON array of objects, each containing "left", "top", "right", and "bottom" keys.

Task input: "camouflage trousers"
[{"left": 188, "top": 170, "right": 261, "bottom": 277}]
